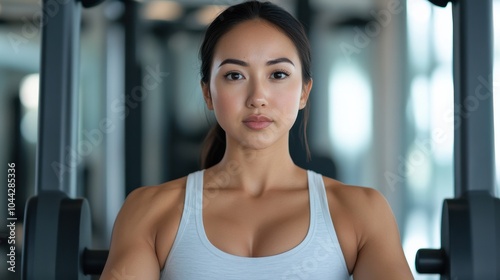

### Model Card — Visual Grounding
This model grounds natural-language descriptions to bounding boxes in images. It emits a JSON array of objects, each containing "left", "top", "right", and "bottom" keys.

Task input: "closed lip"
[{"left": 243, "top": 114, "right": 273, "bottom": 123}]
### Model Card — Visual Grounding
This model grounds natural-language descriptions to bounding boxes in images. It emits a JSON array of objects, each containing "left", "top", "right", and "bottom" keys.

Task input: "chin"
[{"left": 239, "top": 136, "right": 282, "bottom": 153}]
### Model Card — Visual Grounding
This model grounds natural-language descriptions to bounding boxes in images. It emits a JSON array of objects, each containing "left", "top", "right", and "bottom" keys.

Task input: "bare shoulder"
[
  {"left": 124, "top": 176, "right": 187, "bottom": 219},
  {"left": 322, "top": 175, "right": 400, "bottom": 247},
  {"left": 321, "top": 177, "right": 413, "bottom": 279},
  {"left": 322, "top": 176, "right": 389, "bottom": 223},
  {"left": 323, "top": 176, "right": 385, "bottom": 202},
  {"left": 100, "top": 176, "right": 188, "bottom": 279},
  {"left": 321, "top": 176, "right": 390, "bottom": 247},
  {"left": 112, "top": 176, "right": 187, "bottom": 234}
]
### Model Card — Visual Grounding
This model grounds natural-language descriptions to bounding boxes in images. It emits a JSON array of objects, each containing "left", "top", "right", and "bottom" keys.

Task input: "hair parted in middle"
[{"left": 199, "top": 0, "right": 312, "bottom": 168}]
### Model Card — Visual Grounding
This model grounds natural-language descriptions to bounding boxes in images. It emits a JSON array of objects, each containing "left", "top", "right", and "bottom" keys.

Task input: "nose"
[{"left": 246, "top": 78, "right": 268, "bottom": 108}]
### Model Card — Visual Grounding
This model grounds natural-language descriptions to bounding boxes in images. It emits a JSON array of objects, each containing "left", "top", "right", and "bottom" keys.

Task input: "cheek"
[
  {"left": 269, "top": 91, "right": 302, "bottom": 126},
  {"left": 277, "top": 82, "right": 303, "bottom": 109},
  {"left": 209, "top": 84, "right": 240, "bottom": 116}
]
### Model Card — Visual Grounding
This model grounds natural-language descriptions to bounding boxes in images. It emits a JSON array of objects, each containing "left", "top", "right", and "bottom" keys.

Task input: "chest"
[{"left": 202, "top": 189, "right": 311, "bottom": 258}]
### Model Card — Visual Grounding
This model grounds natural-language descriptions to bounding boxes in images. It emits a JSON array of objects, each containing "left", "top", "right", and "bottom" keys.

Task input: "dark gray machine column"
[
  {"left": 37, "top": 0, "right": 81, "bottom": 196},
  {"left": 23, "top": 1, "right": 82, "bottom": 278},
  {"left": 452, "top": 1, "right": 498, "bottom": 277},
  {"left": 22, "top": 0, "right": 108, "bottom": 279},
  {"left": 452, "top": 0, "right": 495, "bottom": 197},
  {"left": 123, "top": 0, "right": 143, "bottom": 196},
  {"left": 415, "top": 0, "right": 500, "bottom": 278}
]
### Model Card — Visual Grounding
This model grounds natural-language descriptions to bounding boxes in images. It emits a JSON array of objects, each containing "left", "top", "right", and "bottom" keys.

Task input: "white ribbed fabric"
[{"left": 160, "top": 170, "right": 350, "bottom": 280}]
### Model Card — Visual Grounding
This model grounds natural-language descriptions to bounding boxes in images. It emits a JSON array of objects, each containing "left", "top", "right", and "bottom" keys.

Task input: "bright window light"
[
  {"left": 21, "top": 110, "right": 38, "bottom": 143},
  {"left": 494, "top": 60, "right": 500, "bottom": 196},
  {"left": 429, "top": 65, "right": 454, "bottom": 165},
  {"left": 20, "top": 73, "right": 40, "bottom": 110},
  {"left": 494, "top": 0, "right": 500, "bottom": 195},
  {"left": 432, "top": 5, "right": 453, "bottom": 64},
  {"left": 328, "top": 62, "right": 372, "bottom": 157},
  {"left": 407, "top": 0, "right": 431, "bottom": 72},
  {"left": 409, "top": 75, "right": 431, "bottom": 135}
]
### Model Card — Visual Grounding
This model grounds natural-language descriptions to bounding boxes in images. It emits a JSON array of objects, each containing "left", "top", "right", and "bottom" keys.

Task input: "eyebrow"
[
  {"left": 267, "top": 57, "right": 295, "bottom": 66},
  {"left": 218, "top": 57, "right": 295, "bottom": 67}
]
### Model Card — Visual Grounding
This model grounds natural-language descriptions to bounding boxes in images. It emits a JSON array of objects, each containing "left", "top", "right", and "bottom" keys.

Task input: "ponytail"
[
  {"left": 300, "top": 102, "right": 311, "bottom": 161},
  {"left": 200, "top": 123, "right": 226, "bottom": 169}
]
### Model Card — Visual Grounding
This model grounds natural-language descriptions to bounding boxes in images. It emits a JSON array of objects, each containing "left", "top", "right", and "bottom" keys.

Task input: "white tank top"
[{"left": 160, "top": 170, "right": 350, "bottom": 279}]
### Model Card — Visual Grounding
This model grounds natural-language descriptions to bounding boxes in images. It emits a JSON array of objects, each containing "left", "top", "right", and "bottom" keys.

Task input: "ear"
[
  {"left": 201, "top": 81, "right": 214, "bottom": 110},
  {"left": 299, "top": 79, "right": 313, "bottom": 110}
]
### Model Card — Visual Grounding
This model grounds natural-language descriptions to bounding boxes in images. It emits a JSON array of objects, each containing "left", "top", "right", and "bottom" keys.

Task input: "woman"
[{"left": 101, "top": 1, "right": 414, "bottom": 279}]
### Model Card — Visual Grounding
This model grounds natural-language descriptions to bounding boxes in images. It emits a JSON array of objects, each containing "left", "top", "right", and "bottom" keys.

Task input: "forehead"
[{"left": 212, "top": 19, "right": 300, "bottom": 63}]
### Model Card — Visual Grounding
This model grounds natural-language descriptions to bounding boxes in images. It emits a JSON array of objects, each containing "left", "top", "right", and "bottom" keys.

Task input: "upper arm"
[
  {"left": 352, "top": 189, "right": 414, "bottom": 280},
  {"left": 100, "top": 187, "right": 160, "bottom": 280}
]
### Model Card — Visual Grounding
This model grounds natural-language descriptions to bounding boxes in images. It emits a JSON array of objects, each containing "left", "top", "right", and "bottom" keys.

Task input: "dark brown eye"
[
  {"left": 225, "top": 72, "right": 244, "bottom": 80},
  {"left": 271, "top": 71, "right": 289, "bottom": 80}
]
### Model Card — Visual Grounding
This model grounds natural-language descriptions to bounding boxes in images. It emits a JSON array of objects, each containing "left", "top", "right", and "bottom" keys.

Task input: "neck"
[{"left": 204, "top": 141, "right": 305, "bottom": 197}]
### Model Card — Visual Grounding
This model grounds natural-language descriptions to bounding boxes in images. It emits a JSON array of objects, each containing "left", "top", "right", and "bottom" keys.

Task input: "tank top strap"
[
  {"left": 191, "top": 170, "right": 204, "bottom": 222},
  {"left": 307, "top": 170, "right": 321, "bottom": 208},
  {"left": 187, "top": 170, "right": 204, "bottom": 215},
  {"left": 308, "top": 170, "right": 345, "bottom": 253},
  {"left": 307, "top": 170, "right": 329, "bottom": 215},
  {"left": 163, "top": 170, "right": 201, "bottom": 267}
]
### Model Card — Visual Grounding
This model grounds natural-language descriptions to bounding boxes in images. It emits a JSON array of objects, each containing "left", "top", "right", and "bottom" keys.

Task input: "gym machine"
[
  {"left": 21, "top": 0, "right": 108, "bottom": 279},
  {"left": 415, "top": 0, "right": 500, "bottom": 279}
]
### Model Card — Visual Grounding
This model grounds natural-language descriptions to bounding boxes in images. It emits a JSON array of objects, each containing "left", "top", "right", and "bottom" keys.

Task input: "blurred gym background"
[{"left": 0, "top": 0, "right": 499, "bottom": 279}]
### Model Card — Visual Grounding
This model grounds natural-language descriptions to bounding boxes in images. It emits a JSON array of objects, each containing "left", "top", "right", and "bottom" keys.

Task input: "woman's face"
[{"left": 203, "top": 19, "right": 312, "bottom": 151}]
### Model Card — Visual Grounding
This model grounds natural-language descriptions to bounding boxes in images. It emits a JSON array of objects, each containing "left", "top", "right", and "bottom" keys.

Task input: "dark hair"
[{"left": 200, "top": 0, "right": 312, "bottom": 169}]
